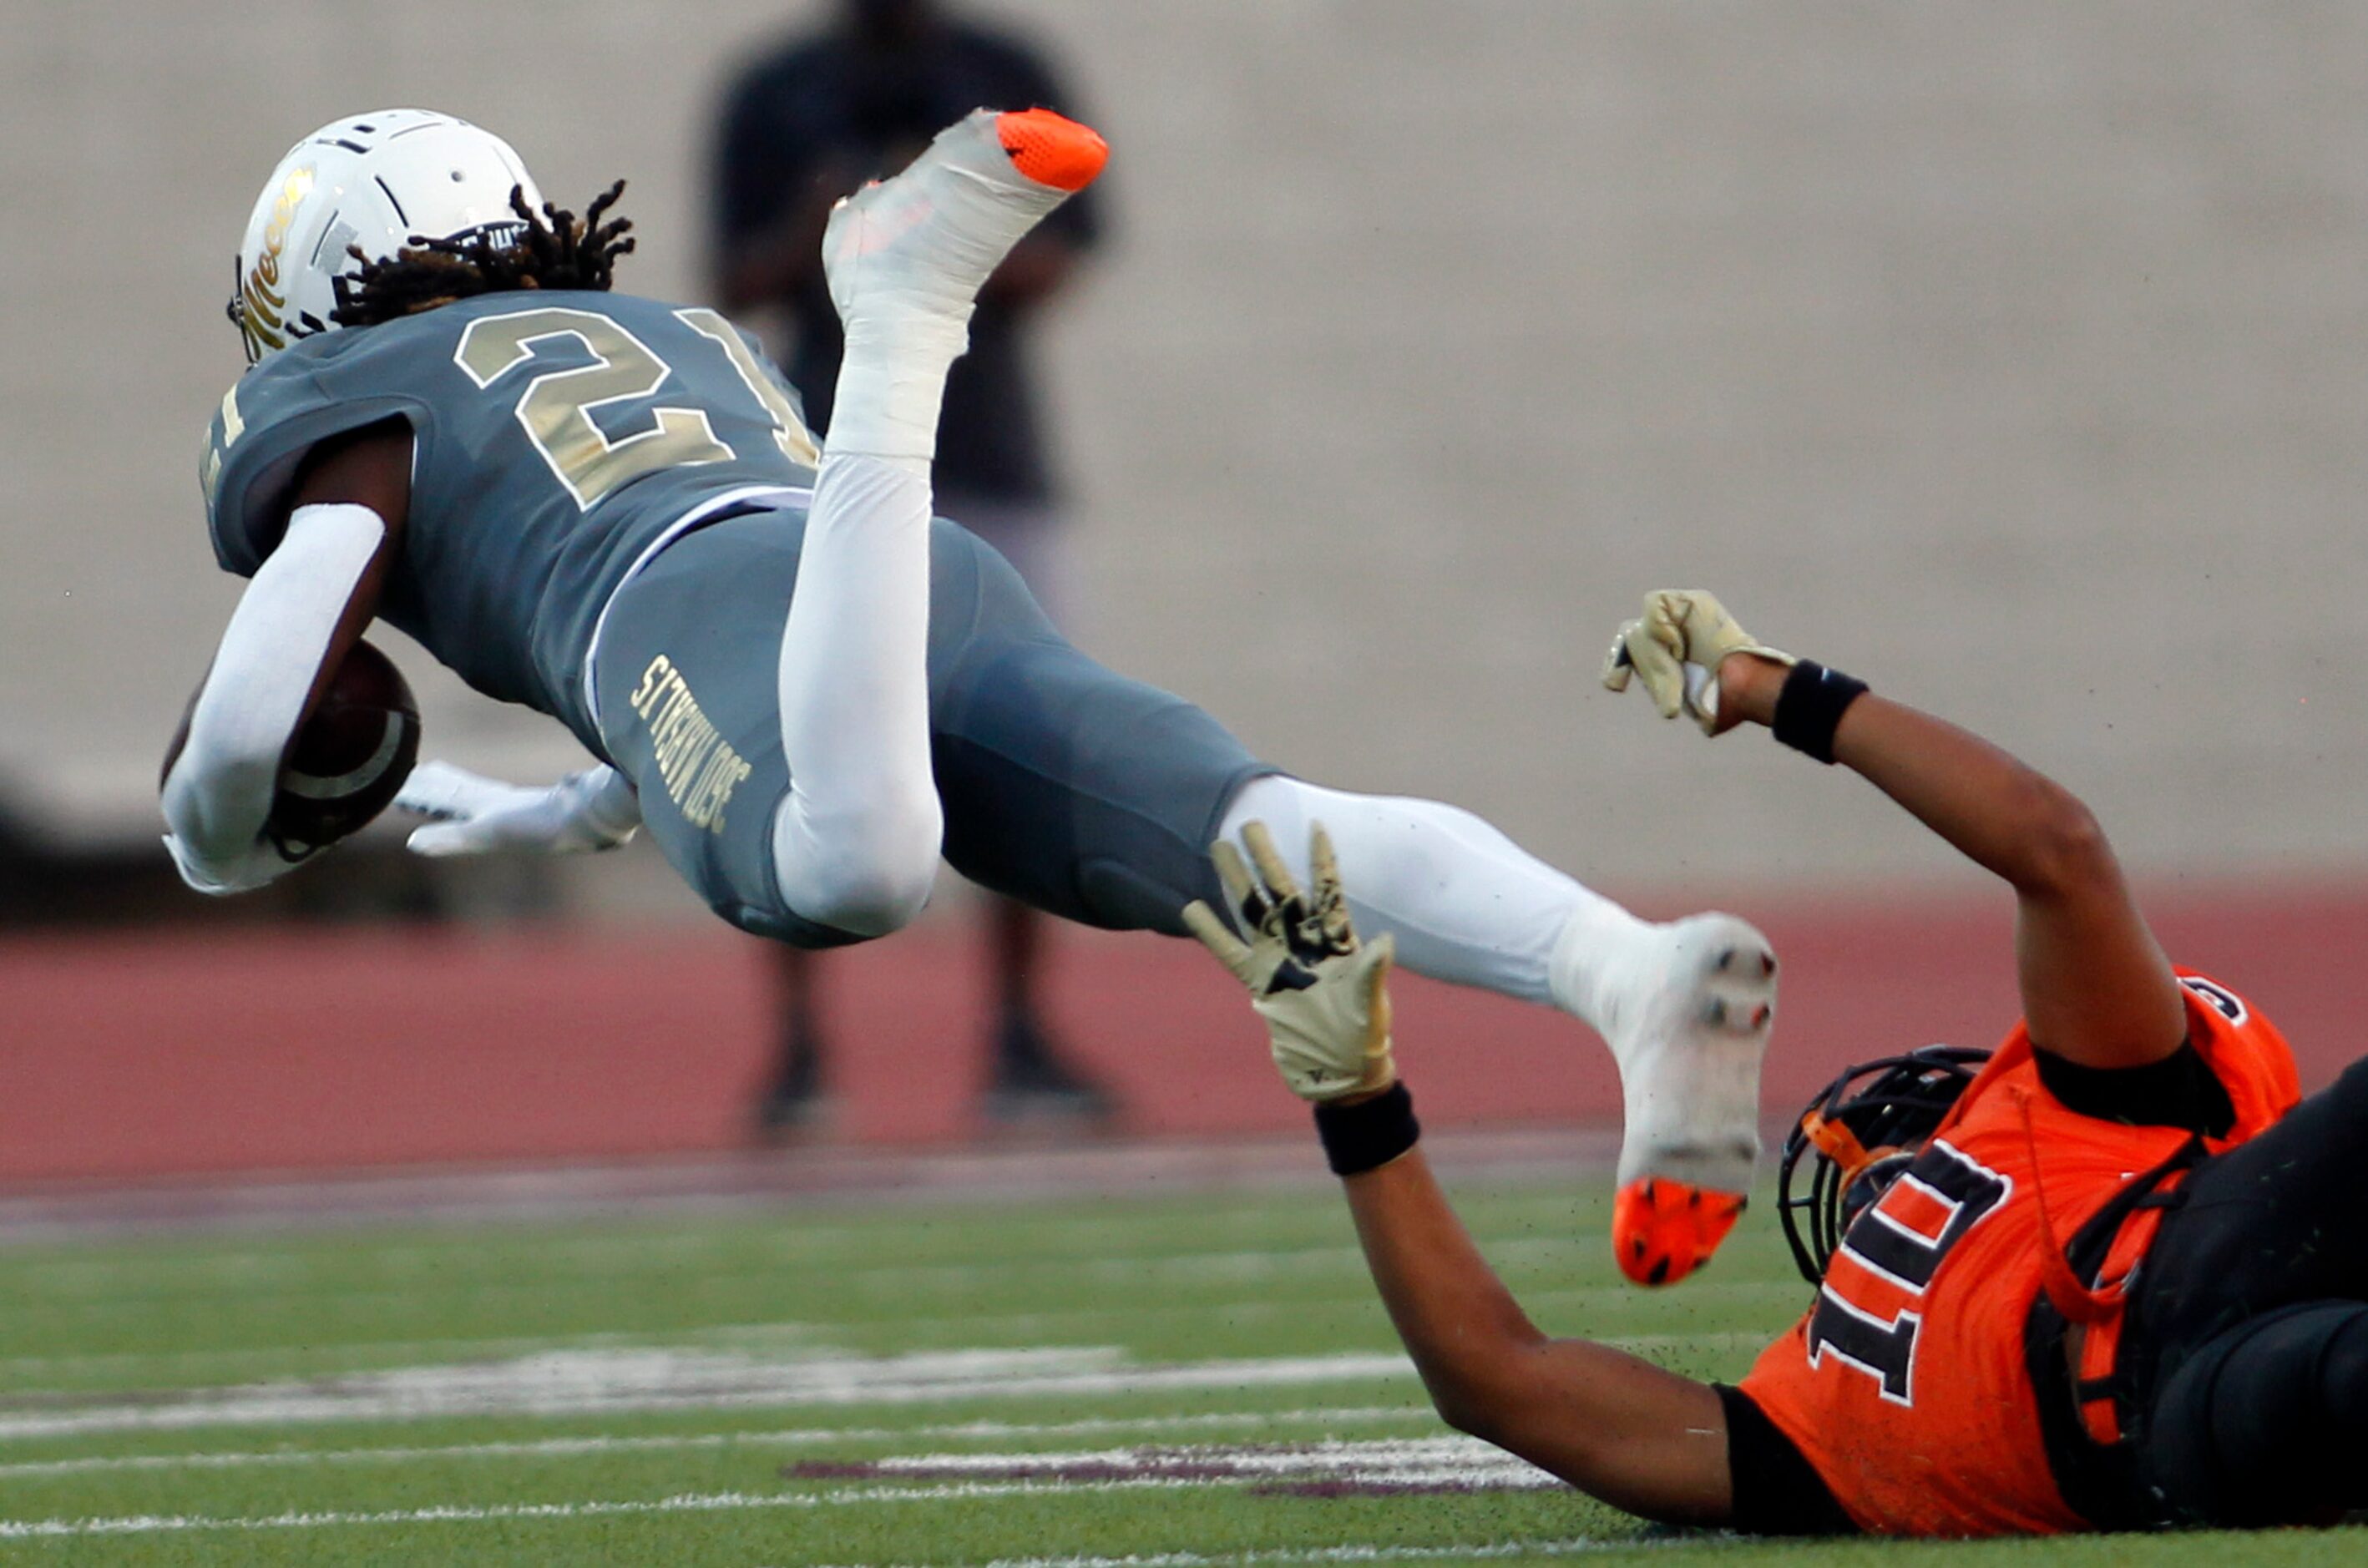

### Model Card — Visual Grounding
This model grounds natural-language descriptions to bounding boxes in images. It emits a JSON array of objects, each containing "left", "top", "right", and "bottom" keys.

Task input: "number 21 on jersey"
[{"left": 454, "top": 306, "right": 819, "bottom": 509}]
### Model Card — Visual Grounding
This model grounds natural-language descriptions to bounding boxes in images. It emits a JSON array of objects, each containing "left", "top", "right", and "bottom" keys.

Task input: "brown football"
[{"left": 265, "top": 638, "right": 422, "bottom": 857}]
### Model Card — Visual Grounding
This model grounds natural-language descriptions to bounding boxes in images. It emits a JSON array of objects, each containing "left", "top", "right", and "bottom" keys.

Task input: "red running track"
[{"left": 5, "top": 882, "right": 2365, "bottom": 1185}]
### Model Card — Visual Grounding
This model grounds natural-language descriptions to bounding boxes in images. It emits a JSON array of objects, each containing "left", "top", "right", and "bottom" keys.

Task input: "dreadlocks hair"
[{"left": 311, "top": 180, "right": 637, "bottom": 336}]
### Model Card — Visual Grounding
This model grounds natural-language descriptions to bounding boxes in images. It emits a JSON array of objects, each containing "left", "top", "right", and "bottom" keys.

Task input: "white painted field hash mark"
[
  {"left": 0, "top": 1479, "right": 1191, "bottom": 1538},
  {"left": 0, "top": 1405, "right": 1422, "bottom": 1479},
  {"left": 0, "top": 1301, "right": 1782, "bottom": 1385},
  {"left": 0, "top": 1439, "right": 1571, "bottom": 1539},
  {"left": 805, "top": 1540, "right": 1664, "bottom": 1568},
  {"left": 0, "top": 1348, "right": 1414, "bottom": 1441},
  {"left": 795, "top": 1435, "right": 1563, "bottom": 1492},
  {"left": 0, "top": 1321, "right": 824, "bottom": 1380}
]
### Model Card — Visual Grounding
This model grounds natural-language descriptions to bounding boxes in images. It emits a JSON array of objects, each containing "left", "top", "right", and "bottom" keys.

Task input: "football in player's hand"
[{"left": 266, "top": 639, "right": 421, "bottom": 858}]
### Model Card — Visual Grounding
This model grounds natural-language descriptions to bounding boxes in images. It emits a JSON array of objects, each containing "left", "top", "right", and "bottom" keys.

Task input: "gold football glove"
[
  {"left": 1183, "top": 822, "right": 1397, "bottom": 1103},
  {"left": 1601, "top": 589, "right": 1794, "bottom": 733}
]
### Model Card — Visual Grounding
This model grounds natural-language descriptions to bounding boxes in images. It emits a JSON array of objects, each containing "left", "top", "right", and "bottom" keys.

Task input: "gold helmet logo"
[{"left": 236, "top": 167, "right": 314, "bottom": 362}]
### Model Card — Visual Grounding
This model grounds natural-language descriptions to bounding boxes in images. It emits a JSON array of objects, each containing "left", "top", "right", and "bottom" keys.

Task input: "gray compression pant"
[{"left": 592, "top": 505, "right": 1272, "bottom": 947}]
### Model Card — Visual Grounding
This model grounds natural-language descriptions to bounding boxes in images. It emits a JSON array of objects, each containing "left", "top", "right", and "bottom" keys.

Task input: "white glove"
[
  {"left": 1601, "top": 589, "right": 1794, "bottom": 733},
  {"left": 1183, "top": 821, "right": 1396, "bottom": 1104},
  {"left": 394, "top": 761, "right": 640, "bottom": 857},
  {"left": 162, "top": 832, "right": 297, "bottom": 896}
]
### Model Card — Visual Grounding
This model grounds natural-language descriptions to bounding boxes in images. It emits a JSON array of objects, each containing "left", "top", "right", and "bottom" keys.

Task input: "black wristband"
[
  {"left": 1772, "top": 660, "right": 1869, "bottom": 764},
  {"left": 1313, "top": 1082, "right": 1420, "bottom": 1176}
]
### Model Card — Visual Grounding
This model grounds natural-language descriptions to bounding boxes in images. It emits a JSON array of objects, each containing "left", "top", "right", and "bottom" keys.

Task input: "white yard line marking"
[
  {"left": 0, "top": 1281, "right": 1795, "bottom": 1383},
  {"left": 802, "top": 1540, "right": 1662, "bottom": 1568},
  {"left": 0, "top": 1349, "right": 1417, "bottom": 1442},
  {"left": 0, "top": 1333, "right": 1767, "bottom": 1473},
  {"left": 870, "top": 1438, "right": 1508, "bottom": 1473},
  {"left": 0, "top": 1327, "right": 737, "bottom": 1381},
  {"left": 0, "top": 1310, "right": 1778, "bottom": 1391},
  {"left": 0, "top": 1479, "right": 1194, "bottom": 1538},
  {"left": 746, "top": 1303, "right": 1788, "bottom": 1353},
  {"left": 0, "top": 1440, "right": 1578, "bottom": 1540},
  {"left": 821, "top": 1435, "right": 1564, "bottom": 1490},
  {"left": 0, "top": 1405, "right": 1422, "bottom": 1479}
]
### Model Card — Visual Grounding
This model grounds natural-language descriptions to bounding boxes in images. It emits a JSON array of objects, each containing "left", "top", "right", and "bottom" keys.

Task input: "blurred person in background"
[{"left": 709, "top": 0, "right": 1111, "bottom": 1134}]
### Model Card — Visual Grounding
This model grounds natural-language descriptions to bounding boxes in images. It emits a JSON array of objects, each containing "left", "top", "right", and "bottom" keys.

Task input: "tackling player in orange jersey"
[{"left": 1194, "top": 589, "right": 2363, "bottom": 1535}]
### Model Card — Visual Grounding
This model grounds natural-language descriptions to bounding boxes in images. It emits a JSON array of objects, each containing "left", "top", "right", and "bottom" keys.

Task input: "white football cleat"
[
  {"left": 1552, "top": 910, "right": 1777, "bottom": 1286},
  {"left": 824, "top": 107, "right": 1106, "bottom": 337},
  {"left": 821, "top": 109, "right": 1106, "bottom": 461}
]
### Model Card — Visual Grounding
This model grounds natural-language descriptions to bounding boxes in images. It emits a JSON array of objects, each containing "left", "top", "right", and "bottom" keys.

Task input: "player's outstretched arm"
[
  {"left": 1603, "top": 590, "right": 2185, "bottom": 1072},
  {"left": 1184, "top": 827, "right": 1733, "bottom": 1527},
  {"left": 1335, "top": 1147, "right": 1733, "bottom": 1524},
  {"left": 160, "top": 424, "right": 411, "bottom": 893}
]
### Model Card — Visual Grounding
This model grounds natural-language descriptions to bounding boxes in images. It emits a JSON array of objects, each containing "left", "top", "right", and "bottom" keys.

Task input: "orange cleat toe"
[
  {"left": 1612, "top": 1176, "right": 1748, "bottom": 1287},
  {"left": 997, "top": 108, "right": 1108, "bottom": 193}
]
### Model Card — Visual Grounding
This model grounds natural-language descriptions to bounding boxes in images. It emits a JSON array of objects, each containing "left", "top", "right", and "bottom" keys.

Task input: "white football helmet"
[{"left": 230, "top": 109, "right": 544, "bottom": 364}]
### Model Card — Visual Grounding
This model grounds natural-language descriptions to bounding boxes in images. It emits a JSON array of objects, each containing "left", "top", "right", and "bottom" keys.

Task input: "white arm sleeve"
[
  {"left": 160, "top": 502, "right": 386, "bottom": 893},
  {"left": 769, "top": 452, "right": 944, "bottom": 936}
]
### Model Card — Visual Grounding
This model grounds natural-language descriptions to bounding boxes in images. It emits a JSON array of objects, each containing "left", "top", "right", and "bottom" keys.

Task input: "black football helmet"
[{"left": 1776, "top": 1044, "right": 1992, "bottom": 1285}]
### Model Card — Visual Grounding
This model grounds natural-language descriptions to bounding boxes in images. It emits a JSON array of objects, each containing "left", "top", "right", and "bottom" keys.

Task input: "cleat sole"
[{"left": 1612, "top": 1175, "right": 1748, "bottom": 1287}]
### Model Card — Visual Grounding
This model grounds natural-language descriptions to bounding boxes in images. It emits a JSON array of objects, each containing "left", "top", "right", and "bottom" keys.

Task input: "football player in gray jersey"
[{"left": 165, "top": 107, "right": 1774, "bottom": 1282}]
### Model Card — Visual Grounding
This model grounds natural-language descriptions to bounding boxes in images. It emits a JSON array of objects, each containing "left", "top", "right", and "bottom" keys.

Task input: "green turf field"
[{"left": 0, "top": 1176, "right": 2355, "bottom": 1565}]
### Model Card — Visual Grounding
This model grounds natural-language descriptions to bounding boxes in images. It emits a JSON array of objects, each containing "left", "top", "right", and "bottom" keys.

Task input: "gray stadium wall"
[{"left": 4, "top": 0, "right": 2365, "bottom": 907}]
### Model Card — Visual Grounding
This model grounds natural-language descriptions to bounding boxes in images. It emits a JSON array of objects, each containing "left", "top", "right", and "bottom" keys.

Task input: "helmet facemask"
[{"left": 1776, "top": 1044, "right": 1992, "bottom": 1285}]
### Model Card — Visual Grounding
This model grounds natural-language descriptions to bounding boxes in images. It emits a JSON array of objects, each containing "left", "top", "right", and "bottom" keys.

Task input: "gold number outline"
[
  {"left": 454, "top": 307, "right": 733, "bottom": 510},
  {"left": 201, "top": 384, "right": 245, "bottom": 508},
  {"left": 674, "top": 307, "right": 822, "bottom": 467}
]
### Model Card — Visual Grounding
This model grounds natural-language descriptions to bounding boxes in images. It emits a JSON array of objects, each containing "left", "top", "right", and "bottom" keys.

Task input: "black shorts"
[
  {"left": 2117, "top": 1056, "right": 2368, "bottom": 1525},
  {"left": 2037, "top": 1055, "right": 2368, "bottom": 1527},
  {"left": 591, "top": 508, "right": 1275, "bottom": 945}
]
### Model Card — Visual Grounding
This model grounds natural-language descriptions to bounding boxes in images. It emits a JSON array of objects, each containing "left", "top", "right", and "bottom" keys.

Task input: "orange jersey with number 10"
[{"left": 1738, "top": 971, "right": 2299, "bottom": 1536}]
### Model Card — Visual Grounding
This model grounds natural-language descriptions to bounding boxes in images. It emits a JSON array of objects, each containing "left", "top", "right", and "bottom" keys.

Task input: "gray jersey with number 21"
[{"left": 200, "top": 291, "right": 820, "bottom": 750}]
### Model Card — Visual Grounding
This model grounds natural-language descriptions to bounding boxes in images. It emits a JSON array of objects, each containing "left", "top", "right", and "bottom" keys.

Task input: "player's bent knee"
[
  {"left": 782, "top": 842, "right": 939, "bottom": 938},
  {"left": 773, "top": 789, "right": 944, "bottom": 938}
]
